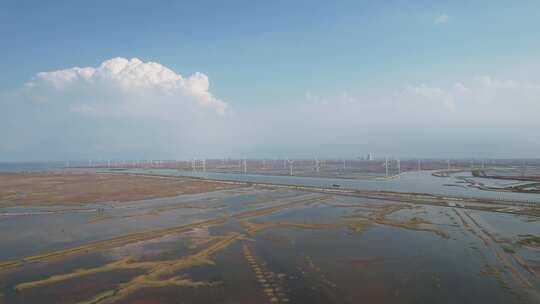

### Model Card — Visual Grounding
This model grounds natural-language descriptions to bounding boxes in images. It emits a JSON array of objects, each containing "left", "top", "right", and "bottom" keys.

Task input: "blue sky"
[{"left": 1, "top": 1, "right": 540, "bottom": 160}]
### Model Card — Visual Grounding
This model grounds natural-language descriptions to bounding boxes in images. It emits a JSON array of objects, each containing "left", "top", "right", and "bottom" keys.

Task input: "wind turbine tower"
[{"left": 288, "top": 159, "right": 294, "bottom": 176}]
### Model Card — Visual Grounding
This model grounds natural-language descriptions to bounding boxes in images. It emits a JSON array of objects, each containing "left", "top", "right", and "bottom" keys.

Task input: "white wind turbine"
[{"left": 287, "top": 159, "right": 294, "bottom": 176}]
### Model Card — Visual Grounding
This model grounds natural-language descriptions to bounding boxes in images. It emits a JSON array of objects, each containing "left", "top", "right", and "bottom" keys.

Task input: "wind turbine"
[{"left": 288, "top": 159, "right": 294, "bottom": 176}]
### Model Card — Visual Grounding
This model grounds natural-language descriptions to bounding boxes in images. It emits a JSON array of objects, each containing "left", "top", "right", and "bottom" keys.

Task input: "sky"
[{"left": 1, "top": 0, "right": 539, "bottom": 161}]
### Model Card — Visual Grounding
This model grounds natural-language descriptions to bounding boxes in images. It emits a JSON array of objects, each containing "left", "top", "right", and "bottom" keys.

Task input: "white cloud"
[
  {"left": 27, "top": 57, "right": 227, "bottom": 114},
  {"left": 434, "top": 14, "right": 449, "bottom": 24},
  {"left": 3, "top": 67, "right": 540, "bottom": 160},
  {"left": 70, "top": 103, "right": 96, "bottom": 113},
  {"left": 453, "top": 82, "right": 468, "bottom": 93},
  {"left": 404, "top": 83, "right": 456, "bottom": 112},
  {"left": 404, "top": 76, "right": 540, "bottom": 115},
  {"left": 304, "top": 91, "right": 314, "bottom": 101}
]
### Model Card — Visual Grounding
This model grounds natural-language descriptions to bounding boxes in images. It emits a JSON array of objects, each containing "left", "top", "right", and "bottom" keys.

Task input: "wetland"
[{"left": 0, "top": 172, "right": 539, "bottom": 303}]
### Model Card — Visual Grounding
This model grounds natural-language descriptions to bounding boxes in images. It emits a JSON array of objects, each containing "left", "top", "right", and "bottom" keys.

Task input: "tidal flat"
[{"left": 0, "top": 173, "right": 539, "bottom": 303}]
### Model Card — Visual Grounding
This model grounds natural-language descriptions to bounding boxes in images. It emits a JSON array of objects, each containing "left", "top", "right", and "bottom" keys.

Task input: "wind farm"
[{"left": 1, "top": 157, "right": 540, "bottom": 303}]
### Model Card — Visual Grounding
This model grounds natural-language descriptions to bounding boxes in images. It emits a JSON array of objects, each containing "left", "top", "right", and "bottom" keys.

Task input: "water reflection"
[{"left": 1, "top": 188, "right": 538, "bottom": 303}]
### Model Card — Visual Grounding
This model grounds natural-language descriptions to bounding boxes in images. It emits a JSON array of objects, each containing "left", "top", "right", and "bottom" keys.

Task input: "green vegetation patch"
[
  {"left": 501, "top": 244, "right": 515, "bottom": 254},
  {"left": 517, "top": 234, "right": 540, "bottom": 247}
]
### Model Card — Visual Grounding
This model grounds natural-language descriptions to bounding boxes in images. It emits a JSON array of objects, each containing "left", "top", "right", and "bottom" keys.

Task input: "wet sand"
[{"left": 0, "top": 174, "right": 539, "bottom": 303}]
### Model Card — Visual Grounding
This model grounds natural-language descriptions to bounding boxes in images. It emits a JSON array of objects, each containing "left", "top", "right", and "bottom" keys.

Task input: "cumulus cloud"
[
  {"left": 404, "top": 76, "right": 540, "bottom": 119},
  {"left": 27, "top": 57, "right": 227, "bottom": 114},
  {"left": 2, "top": 64, "right": 540, "bottom": 160},
  {"left": 434, "top": 14, "right": 449, "bottom": 24},
  {"left": 404, "top": 83, "right": 456, "bottom": 112},
  {"left": 0, "top": 57, "right": 233, "bottom": 160}
]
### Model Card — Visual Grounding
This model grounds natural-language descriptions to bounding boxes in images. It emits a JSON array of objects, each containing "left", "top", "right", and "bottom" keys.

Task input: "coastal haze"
[{"left": 1, "top": 1, "right": 540, "bottom": 304}]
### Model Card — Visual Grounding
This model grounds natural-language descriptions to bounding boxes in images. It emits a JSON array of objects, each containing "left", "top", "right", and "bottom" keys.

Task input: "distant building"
[{"left": 366, "top": 153, "right": 374, "bottom": 161}]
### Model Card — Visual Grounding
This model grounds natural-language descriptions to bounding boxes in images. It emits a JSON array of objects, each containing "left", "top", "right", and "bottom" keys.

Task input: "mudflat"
[
  {"left": 0, "top": 173, "right": 238, "bottom": 207},
  {"left": 0, "top": 173, "right": 539, "bottom": 304}
]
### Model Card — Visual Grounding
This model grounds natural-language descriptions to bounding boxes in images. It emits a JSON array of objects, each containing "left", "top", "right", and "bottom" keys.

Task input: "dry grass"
[
  {"left": 17, "top": 233, "right": 243, "bottom": 304},
  {"left": 234, "top": 195, "right": 330, "bottom": 219},
  {"left": 344, "top": 204, "right": 449, "bottom": 239},
  {"left": 0, "top": 173, "right": 239, "bottom": 207},
  {"left": 0, "top": 217, "right": 228, "bottom": 272}
]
